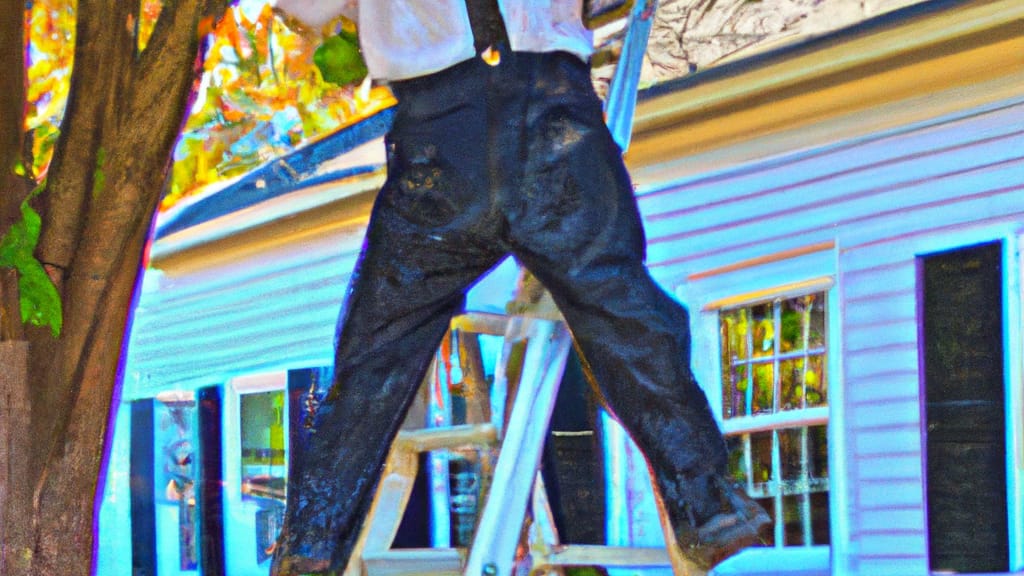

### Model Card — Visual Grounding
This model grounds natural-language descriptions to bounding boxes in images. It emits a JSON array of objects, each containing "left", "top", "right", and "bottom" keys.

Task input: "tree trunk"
[
  {"left": 0, "top": 1, "right": 230, "bottom": 574},
  {"left": 1, "top": 4, "right": 35, "bottom": 573},
  {"left": 0, "top": 341, "right": 32, "bottom": 575}
]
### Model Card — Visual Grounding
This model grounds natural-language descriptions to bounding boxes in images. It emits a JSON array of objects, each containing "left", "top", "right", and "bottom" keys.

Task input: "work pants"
[{"left": 275, "top": 48, "right": 729, "bottom": 571}]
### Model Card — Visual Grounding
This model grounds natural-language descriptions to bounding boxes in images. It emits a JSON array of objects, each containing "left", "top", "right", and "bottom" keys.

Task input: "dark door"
[
  {"left": 197, "top": 386, "right": 226, "bottom": 575},
  {"left": 922, "top": 241, "right": 1008, "bottom": 573}
]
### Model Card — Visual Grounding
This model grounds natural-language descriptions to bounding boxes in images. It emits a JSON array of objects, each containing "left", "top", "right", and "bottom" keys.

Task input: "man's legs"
[
  {"left": 504, "top": 52, "right": 768, "bottom": 569},
  {"left": 272, "top": 66, "right": 505, "bottom": 573}
]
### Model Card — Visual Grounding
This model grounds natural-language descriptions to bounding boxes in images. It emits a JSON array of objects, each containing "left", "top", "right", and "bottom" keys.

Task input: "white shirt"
[{"left": 276, "top": 0, "right": 594, "bottom": 81}]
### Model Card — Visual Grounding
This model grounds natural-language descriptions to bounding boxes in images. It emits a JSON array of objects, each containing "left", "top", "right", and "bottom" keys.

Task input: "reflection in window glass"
[
  {"left": 720, "top": 293, "right": 827, "bottom": 417},
  {"left": 719, "top": 292, "right": 830, "bottom": 547},
  {"left": 155, "top": 396, "right": 198, "bottom": 570},
  {"left": 240, "top": 389, "right": 287, "bottom": 564},
  {"left": 240, "top": 390, "right": 287, "bottom": 501}
]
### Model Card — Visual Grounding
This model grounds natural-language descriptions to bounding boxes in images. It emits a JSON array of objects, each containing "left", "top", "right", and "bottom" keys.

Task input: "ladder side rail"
[{"left": 464, "top": 319, "right": 574, "bottom": 575}]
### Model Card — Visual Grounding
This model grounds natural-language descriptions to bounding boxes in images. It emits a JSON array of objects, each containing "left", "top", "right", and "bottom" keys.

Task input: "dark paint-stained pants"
[{"left": 274, "top": 49, "right": 729, "bottom": 572}]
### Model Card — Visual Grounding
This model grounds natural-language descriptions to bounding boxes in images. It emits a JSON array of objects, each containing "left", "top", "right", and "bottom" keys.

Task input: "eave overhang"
[{"left": 627, "top": 0, "right": 1024, "bottom": 183}]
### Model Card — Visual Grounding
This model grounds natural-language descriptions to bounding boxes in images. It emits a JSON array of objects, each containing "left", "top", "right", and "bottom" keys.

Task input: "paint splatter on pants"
[{"left": 273, "top": 48, "right": 729, "bottom": 573}]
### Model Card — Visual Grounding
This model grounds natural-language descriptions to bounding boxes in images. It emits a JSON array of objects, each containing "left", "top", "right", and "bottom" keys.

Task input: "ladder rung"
[
  {"left": 536, "top": 545, "right": 672, "bottom": 568},
  {"left": 450, "top": 312, "right": 510, "bottom": 335},
  {"left": 394, "top": 423, "right": 498, "bottom": 453},
  {"left": 362, "top": 548, "right": 465, "bottom": 576}
]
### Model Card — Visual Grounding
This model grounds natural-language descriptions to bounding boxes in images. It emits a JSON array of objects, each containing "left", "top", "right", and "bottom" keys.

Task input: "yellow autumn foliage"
[{"left": 23, "top": 0, "right": 395, "bottom": 209}]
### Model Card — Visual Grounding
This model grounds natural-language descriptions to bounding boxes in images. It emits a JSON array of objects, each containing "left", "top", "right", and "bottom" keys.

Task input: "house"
[{"left": 97, "top": 0, "right": 1023, "bottom": 574}]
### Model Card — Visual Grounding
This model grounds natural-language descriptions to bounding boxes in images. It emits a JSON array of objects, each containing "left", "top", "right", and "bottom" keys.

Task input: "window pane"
[
  {"left": 806, "top": 354, "right": 827, "bottom": 407},
  {"left": 723, "top": 364, "right": 749, "bottom": 418},
  {"left": 782, "top": 494, "right": 807, "bottom": 546},
  {"left": 806, "top": 294, "right": 826, "bottom": 349},
  {"left": 721, "top": 308, "right": 750, "bottom": 361},
  {"left": 721, "top": 308, "right": 751, "bottom": 418},
  {"left": 780, "top": 300, "right": 804, "bottom": 353},
  {"left": 808, "top": 425, "right": 829, "bottom": 480},
  {"left": 752, "top": 362, "right": 775, "bottom": 414},
  {"left": 811, "top": 491, "right": 831, "bottom": 545},
  {"left": 750, "top": 432, "right": 774, "bottom": 488},
  {"left": 751, "top": 302, "right": 774, "bottom": 358},
  {"left": 778, "top": 428, "right": 805, "bottom": 485},
  {"left": 780, "top": 358, "right": 803, "bottom": 410},
  {"left": 240, "top": 390, "right": 287, "bottom": 501},
  {"left": 727, "top": 438, "right": 748, "bottom": 484}
]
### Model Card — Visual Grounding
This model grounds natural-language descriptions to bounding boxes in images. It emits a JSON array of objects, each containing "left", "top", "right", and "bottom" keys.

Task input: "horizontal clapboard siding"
[
  {"left": 637, "top": 101, "right": 1024, "bottom": 287},
  {"left": 635, "top": 98, "right": 1024, "bottom": 574},
  {"left": 124, "top": 183, "right": 520, "bottom": 398},
  {"left": 124, "top": 209, "right": 368, "bottom": 397}
]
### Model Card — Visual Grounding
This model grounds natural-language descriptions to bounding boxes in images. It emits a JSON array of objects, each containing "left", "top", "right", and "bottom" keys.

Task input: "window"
[
  {"left": 153, "top": 392, "right": 199, "bottom": 570},
  {"left": 719, "top": 292, "right": 830, "bottom": 547},
  {"left": 239, "top": 389, "right": 287, "bottom": 502}
]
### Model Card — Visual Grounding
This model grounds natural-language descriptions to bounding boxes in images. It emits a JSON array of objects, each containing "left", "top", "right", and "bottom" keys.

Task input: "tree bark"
[
  {"left": 0, "top": 4, "right": 34, "bottom": 573},
  {"left": 1, "top": 0, "right": 32, "bottom": 342},
  {"left": 0, "top": 341, "right": 32, "bottom": 576},
  {"left": 0, "top": 1, "right": 230, "bottom": 574}
]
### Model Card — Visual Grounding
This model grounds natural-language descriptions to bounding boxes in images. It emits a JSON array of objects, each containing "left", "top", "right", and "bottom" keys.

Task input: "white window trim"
[
  {"left": 1007, "top": 232, "right": 1024, "bottom": 572},
  {"left": 721, "top": 406, "right": 830, "bottom": 437},
  {"left": 713, "top": 286, "right": 833, "bottom": 549},
  {"left": 702, "top": 277, "right": 834, "bottom": 312},
  {"left": 678, "top": 247, "right": 848, "bottom": 576}
]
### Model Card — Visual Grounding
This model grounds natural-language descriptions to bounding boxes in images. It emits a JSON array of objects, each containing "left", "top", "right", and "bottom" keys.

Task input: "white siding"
[
  {"left": 123, "top": 183, "right": 522, "bottom": 398},
  {"left": 637, "top": 100, "right": 1024, "bottom": 287},
  {"left": 124, "top": 226, "right": 363, "bottom": 397},
  {"left": 638, "top": 98, "right": 1024, "bottom": 575}
]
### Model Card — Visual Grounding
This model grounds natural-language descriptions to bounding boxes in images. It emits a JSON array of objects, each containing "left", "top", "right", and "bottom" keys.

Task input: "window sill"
[
  {"left": 712, "top": 546, "right": 829, "bottom": 576},
  {"left": 933, "top": 569, "right": 1024, "bottom": 573}
]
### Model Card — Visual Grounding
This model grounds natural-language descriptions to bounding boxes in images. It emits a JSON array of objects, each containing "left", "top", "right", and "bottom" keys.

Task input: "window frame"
[
  {"left": 712, "top": 284, "right": 833, "bottom": 549},
  {"left": 677, "top": 248, "right": 846, "bottom": 575},
  {"left": 223, "top": 371, "right": 290, "bottom": 572}
]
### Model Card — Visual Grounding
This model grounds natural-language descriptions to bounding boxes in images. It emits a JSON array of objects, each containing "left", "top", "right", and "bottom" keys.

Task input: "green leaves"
[
  {"left": 313, "top": 30, "right": 367, "bottom": 86},
  {"left": 0, "top": 184, "right": 63, "bottom": 337}
]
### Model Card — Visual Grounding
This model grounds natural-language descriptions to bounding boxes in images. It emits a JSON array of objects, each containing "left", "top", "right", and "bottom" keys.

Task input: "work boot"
[
  {"left": 674, "top": 476, "right": 771, "bottom": 571},
  {"left": 268, "top": 538, "right": 335, "bottom": 576},
  {"left": 270, "top": 555, "right": 334, "bottom": 576}
]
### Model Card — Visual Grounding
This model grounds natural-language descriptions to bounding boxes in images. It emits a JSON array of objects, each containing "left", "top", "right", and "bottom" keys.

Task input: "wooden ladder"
[
  {"left": 341, "top": 0, "right": 675, "bottom": 570},
  {"left": 340, "top": 305, "right": 704, "bottom": 576}
]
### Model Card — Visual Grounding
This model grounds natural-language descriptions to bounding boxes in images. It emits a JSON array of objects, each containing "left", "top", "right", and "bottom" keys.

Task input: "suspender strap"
[{"left": 465, "top": 0, "right": 510, "bottom": 52}]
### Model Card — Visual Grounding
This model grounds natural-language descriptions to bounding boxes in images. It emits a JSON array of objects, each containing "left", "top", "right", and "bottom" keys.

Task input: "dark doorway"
[
  {"left": 129, "top": 400, "right": 158, "bottom": 576},
  {"left": 921, "top": 241, "right": 1008, "bottom": 573},
  {"left": 197, "top": 386, "right": 226, "bottom": 575}
]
